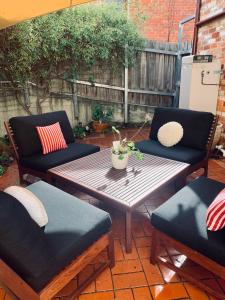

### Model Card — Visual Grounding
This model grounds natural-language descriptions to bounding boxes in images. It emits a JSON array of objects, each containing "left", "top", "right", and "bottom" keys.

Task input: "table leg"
[
  {"left": 174, "top": 175, "right": 186, "bottom": 192},
  {"left": 125, "top": 211, "right": 132, "bottom": 253}
]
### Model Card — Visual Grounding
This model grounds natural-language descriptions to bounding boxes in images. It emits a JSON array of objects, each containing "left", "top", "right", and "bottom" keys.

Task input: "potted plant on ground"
[
  {"left": 0, "top": 152, "right": 14, "bottom": 176},
  {"left": 73, "top": 122, "right": 90, "bottom": 139},
  {"left": 0, "top": 136, "right": 13, "bottom": 176},
  {"left": 111, "top": 114, "right": 151, "bottom": 169},
  {"left": 92, "top": 104, "right": 113, "bottom": 133},
  {"left": 0, "top": 164, "right": 5, "bottom": 177}
]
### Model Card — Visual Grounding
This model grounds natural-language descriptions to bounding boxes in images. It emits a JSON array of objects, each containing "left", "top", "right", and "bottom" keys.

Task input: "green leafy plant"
[
  {"left": 0, "top": 3, "right": 145, "bottom": 114},
  {"left": 0, "top": 152, "right": 12, "bottom": 166},
  {"left": 0, "top": 134, "right": 12, "bottom": 176},
  {"left": 112, "top": 127, "right": 143, "bottom": 161},
  {"left": 0, "top": 165, "right": 5, "bottom": 176},
  {"left": 92, "top": 104, "right": 113, "bottom": 124},
  {"left": 0, "top": 136, "right": 11, "bottom": 156},
  {"left": 112, "top": 113, "right": 152, "bottom": 160},
  {"left": 0, "top": 135, "right": 9, "bottom": 146},
  {"left": 73, "top": 122, "right": 87, "bottom": 139}
]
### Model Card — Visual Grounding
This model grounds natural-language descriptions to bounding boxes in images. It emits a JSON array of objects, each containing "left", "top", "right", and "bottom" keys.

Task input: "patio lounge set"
[{"left": 1, "top": 107, "right": 225, "bottom": 299}]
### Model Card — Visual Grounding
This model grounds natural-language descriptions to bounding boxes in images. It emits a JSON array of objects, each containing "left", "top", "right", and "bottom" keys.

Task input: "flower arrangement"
[
  {"left": 111, "top": 114, "right": 151, "bottom": 169},
  {"left": 112, "top": 129, "right": 143, "bottom": 160}
]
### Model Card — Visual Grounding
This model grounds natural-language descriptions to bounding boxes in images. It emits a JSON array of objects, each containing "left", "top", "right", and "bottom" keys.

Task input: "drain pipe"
[{"left": 174, "top": 15, "right": 195, "bottom": 107}]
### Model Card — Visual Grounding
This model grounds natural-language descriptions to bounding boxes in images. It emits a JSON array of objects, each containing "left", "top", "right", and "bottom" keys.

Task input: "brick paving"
[{"left": 0, "top": 128, "right": 225, "bottom": 300}]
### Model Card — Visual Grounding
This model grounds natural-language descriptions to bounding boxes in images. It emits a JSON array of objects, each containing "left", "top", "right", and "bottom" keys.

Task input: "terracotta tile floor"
[{"left": 0, "top": 128, "right": 225, "bottom": 300}]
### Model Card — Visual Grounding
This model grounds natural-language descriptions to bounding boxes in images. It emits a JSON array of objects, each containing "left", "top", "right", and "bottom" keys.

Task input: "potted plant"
[
  {"left": 0, "top": 165, "right": 5, "bottom": 177},
  {"left": 92, "top": 104, "right": 113, "bottom": 133},
  {"left": 73, "top": 122, "right": 90, "bottom": 139},
  {"left": 0, "top": 137, "right": 13, "bottom": 176},
  {"left": 111, "top": 114, "right": 151, "bottom": 169}
]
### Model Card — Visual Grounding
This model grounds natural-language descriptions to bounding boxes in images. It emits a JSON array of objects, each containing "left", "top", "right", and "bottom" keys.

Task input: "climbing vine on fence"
[{"left": 0, "top": 3, "right": 145, "bottom": 114}]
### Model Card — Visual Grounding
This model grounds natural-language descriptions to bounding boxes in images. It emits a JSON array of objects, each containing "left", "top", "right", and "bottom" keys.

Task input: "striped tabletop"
[{"left": 49, "top": 148, "right": 189, "bottom": 209}]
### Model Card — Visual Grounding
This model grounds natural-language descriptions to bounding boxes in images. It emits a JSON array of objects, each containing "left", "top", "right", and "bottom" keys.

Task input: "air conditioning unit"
[{"left": 179, "top": 55, "right": 221, "bottom": 114}]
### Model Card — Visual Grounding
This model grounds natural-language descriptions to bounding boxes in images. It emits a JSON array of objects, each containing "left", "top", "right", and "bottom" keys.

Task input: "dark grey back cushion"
[
  {"left": 0, "top": 191, "right": 52, "bottom": 278},
  {"left": 9, "top": 111, "right": 74, "bottom": 157},
  {"left": 150, "top": 107, "right": 214, "bottom": 150}
]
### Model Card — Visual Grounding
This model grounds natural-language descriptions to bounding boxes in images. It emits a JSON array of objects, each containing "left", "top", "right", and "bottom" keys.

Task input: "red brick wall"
[
  {"left": 138, "top": 0, "right": 196, "bottom": 42},
  {"left": 197, "top": 0, "right": 225, "bottom": 120}
]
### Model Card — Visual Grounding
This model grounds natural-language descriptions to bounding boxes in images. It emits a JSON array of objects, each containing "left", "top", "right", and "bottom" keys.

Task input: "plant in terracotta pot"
[
  {"left": 92, "top": 104, "right": 113, "bottom": 133},
  {"left": 111, "top": 114, "right": 151, "bottom": 169}
]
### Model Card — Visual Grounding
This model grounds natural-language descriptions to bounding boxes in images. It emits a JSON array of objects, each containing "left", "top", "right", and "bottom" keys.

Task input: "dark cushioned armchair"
[
  {"left": 150, "top": 177, "right": 225, "bottom": 299},
  {"left": 5, "top": 111, "right": 100, "bottom": 183},
  {"left": 0, "top": 181, "right": 114, "bottom": 300},
  {"left": 136, "top": 107, "right": 218, "bottom": 176}
]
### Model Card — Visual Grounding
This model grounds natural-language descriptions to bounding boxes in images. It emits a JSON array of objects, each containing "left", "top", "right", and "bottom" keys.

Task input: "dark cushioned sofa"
[
  {"left": 0, "top": 181, "right": 114, "bottom": 300},
  {"left": 136, "top": 107, "right": 217, "bottom": 176},
  {"left": 150, "top": 177, "right": 225, "bottom": 299},
  {"left": 5, "top": 111, "right": 100, "bottom": 182}
]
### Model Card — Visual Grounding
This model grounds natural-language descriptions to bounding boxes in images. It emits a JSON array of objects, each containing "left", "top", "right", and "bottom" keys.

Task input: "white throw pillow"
[
  {"left": 4, "top": 186, "right": 48, "bottom": 227},
  {"left": 157, "top": 121, "right": 183, "bottom": 147}
]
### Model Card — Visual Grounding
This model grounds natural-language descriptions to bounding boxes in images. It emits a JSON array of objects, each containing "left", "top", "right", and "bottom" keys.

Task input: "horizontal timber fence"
[{"left": 0, "top": 40, "right": 192, "bottom": 135}]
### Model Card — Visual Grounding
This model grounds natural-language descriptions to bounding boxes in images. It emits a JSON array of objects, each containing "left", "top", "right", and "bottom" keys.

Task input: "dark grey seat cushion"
[
  {"left": 136, "top": 140, "right": 206, "bottom": 165},
  {"left": 26, "top": 181, "right": 111, "bottom": 291},
  {"left": 151, "top": 177, "right": 225, "bottom": 266},
  {"left": 9, "top": 111, "right": 75, "bottom": 157},
  {"left": 150, "top": 107, "right": 214, "bottom": 150},
  {"left": 0, "top": 191, "right": 52, "bottom": 279},
  {"left": 20, "top": 142, "right": 100, "bottom": 172},
  {"left": 0, "top": 182, "right": 111, "bottom": 292}
]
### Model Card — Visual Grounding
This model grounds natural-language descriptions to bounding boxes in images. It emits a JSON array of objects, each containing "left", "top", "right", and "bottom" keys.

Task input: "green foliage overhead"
[{"left": 0, "top": 3, "right": 145, "bottom": 85}]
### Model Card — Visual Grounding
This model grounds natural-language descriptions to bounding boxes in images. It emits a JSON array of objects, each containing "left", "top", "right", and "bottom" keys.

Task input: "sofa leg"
[
  {"left": 0, "top": 282, "right": 20, "bottom": 300},
  {"left": 150, "top": 230, "right": 158, "bottom": 265},
  {"left": 174, "top": 176, "right": 186, "bottom": 192},
  {"left": 45, "top": 174, "right": 55, "bottom": 185},
  {"left": 107, "top": 232, "right": 115, "bottom": 268},
  {"left": 203, "top": 164, "right": 208, "bottom": 177},
  {"left": 18, "top": 167, "right": 25, "bottom": 185}
]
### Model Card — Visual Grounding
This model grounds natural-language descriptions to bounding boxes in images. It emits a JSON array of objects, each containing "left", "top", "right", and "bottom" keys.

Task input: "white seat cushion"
[{"left": 4, "top": 186, "right": 48, "bottom": 227}]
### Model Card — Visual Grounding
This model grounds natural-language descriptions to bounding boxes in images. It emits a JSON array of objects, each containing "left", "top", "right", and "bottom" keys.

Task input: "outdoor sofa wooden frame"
[
  {"left": 136, "top": 108, "right": 219, "bottom": 178},
  {"left": 150, "top": 177, "right": 225, "bottom": 300},
  {"left": 187, "top": 114, "right": 218, "bottom": 176},
  {"left": 5, "top": 114, "right": 218, "bottom": 184},
  {"left": 0, "top": 232, "right": 115, "bottom": 300},
  {"left": 4, "top": 111, "right": 100, "bottom": 184},
  {"left": 4, "top": 120, "right": 51, "bottom": 183},
  {"left": 151, "top": 229, "right": 225, "bottom": 299}
]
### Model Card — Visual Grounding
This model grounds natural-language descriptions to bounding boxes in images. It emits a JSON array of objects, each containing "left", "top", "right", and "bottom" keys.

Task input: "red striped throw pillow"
[
  {"left": 36, "top": 122, "right": 67, "bottom": 155},
  {"left": 206, "top": 189, "right": 225, "bottom": 231}
]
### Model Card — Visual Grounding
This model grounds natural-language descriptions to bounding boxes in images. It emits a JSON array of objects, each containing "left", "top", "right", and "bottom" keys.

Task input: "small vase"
[{"left": 111, "top": 152, "right": 129, "bottom": 169}]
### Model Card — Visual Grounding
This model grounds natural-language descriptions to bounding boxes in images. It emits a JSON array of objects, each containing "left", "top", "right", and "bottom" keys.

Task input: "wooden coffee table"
[{"left": 48, "top": 148, "right": 189, "bottom": 252}]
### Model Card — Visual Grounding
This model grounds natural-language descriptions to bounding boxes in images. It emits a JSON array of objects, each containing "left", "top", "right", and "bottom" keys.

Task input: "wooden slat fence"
[{"left": 0, "top": 40, "right": 192, "bottom": 132}]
